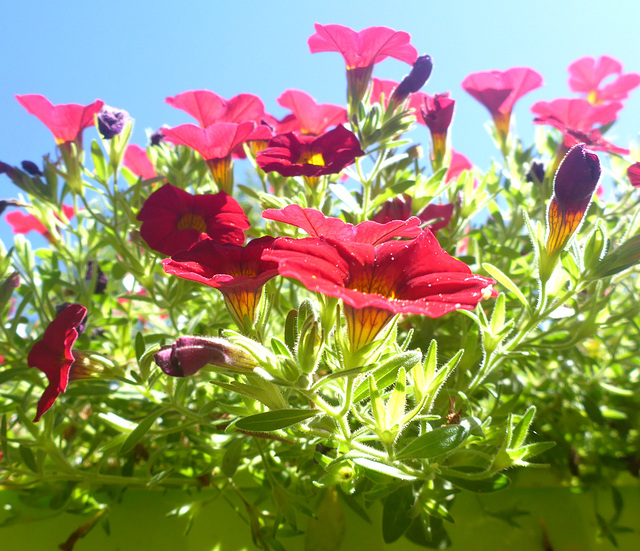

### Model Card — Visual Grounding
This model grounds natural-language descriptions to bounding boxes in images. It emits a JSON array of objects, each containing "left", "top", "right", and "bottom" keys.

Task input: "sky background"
[{"left": 1, "top": 0, "right": 639, "bottom": 244}]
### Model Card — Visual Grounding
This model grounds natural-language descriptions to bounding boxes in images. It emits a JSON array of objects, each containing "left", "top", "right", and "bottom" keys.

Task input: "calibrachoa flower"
[
  {"left": 162, "top": 237, "right": 278, "bottom": 326},
  {"left": 370, "top": 78, "right": 398, "bottom": 108},
  {"left": 531, "top": 98, "right": 628, "bottom": 154},
  {"left": 462, "top": 67, "right": 543, "bottom": 142},
  {"left": 162, "top": 122, "right": 255, "bottom": 193},
  {"left": 263, "top": 204, "right": 422, "bottom": 244},
  {"left": 166, "top": 90, "right": 265, "bottom": 128},
  {"left": 545, "top": 144, "right": 601, "bottom": 258},
  {"left": 264, "top": 230, "right": 495, "bottom": 351},
  {"left": 97, "top": 106, "right": 130, "bottom": 139},
  {"left": 277, "top": 90, "right": 347, "bottom": 135},
  {"left": 420, "top": 92, "right": 456, "bottom": 168},
  {"left": 15, "top": 94, "right": 104, "bottom": 148},
  {"left": 372, "top": 196, "right": 454, "bottom": 234},
  {"left": 445, "top": 150, "right": 474, "bottom": 183},
  {"left": 568, "top": 55, "right": 640, "bottom": 105},
  {"left": 27, "top": 304, "right": 87, "bottom": 422},
  {"left": 308, "top": 24, "right": 417, "bottom": 110},
  {"left": 136, "top": 183, "right": 250, "bottom": 256},
  {"left": 123, "top": 144, "right": 158, "bottom": 180},
  {"left": 628, "top": 162, "right": 640, "bottom": 188},
  {"left": 256, "top": 125, "right": 364, "bottom": 187},
  {"left": 5, "top": 205, "right": 75, "bottom": 238}
]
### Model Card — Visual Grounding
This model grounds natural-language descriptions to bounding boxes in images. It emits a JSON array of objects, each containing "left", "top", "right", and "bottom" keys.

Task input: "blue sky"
[{"left": 1, "top": 0, "right": 639, "bottom": 242}]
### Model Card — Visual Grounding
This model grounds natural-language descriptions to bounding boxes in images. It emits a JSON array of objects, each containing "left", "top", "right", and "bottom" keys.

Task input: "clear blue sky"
[{"left": 1, "top": 0, "right": 639, "bottom": 222}]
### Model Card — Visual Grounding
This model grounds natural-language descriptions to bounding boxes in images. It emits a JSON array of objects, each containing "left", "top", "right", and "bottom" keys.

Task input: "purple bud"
[
  {"left": 154, "top": 336, "right": 257, "bottom": 377},
  {"left": 0, "top": 161, "right": 18, "bottom": 181},
  {"left": 149, "top": 128, "right": 165, "bottom": 147},
  {"left": 97, "top": 106, "right": 130, "bottom": 140},
  {"left": 21, "top": 160, "right": 42, "bottom": 176},
  {"left": 391, "top": 55, "right": 434, "bottom": 103},
  {"left": 526, "top": 161, "right": 546, "bottom": 185}
]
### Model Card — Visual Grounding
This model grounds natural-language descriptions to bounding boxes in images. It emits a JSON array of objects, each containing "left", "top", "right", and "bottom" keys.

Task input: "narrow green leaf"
[
  {"left": 397, "top": 425, "right": 469, "bottom": 459},
  {"left": 234, "top": 409, "right": 318, "bottom": 432},
  {"left": 19, "top": 444, "right": 38, "bottom": 472},
  {"left": 446, "top": 473, "right": 511, "bottom": 493},
  {"left": 482, "top": 263, "right": 529, "bottom": 309},
  {"left": 382, "top": 485, "right": 414, "bottom": 543},
  {"left": 134, "top": 332, "right": 145, "bottom": 362},
  {"left": 511, "top": 405, "right": 536, "bottom": 449},
  {"left": 222, "top": 438, "right": 244, "bottom": 478},
  {"left": 120, "top": 407, "right": 167, "bottom": 455},
  {"left": 91, "top": 139, "right": 108, "bottom": 182},
  {"left": 352, "top": 457, "right": 416, "bottom": 480}
]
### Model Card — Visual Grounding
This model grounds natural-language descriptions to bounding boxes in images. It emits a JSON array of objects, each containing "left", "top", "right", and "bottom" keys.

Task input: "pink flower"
[
  {"left": 419, "top": 92, "right": 456, "bottom": 168},
  {"left": 370, "top": 79, "right": 398, "bottom": 108},
  {"left": 461, "top": 67, "right": 543, "bottom": 139},
  {"left": 277, "top": 90, "right": 347, "bottom": 135},
  {"left": 166, "top": 90, "right": 265, "bottom": 128},
  {"left": 445, "top": 150, "right": 474, "bottom": 183},
  {"left": 568, "top": 56, "right": 640, "bottom": 104},
  {"left": 15, "top": 94, "right": 104, "bottom": 146},
  {"left": 627, "top": 162, "right": 640, "bottom": 188},
  {"left": 123, "top": 145, "right": 157, "bottom": 180},
  {"left": 6, "top": 205, "right": 75, "bottom": 236}
]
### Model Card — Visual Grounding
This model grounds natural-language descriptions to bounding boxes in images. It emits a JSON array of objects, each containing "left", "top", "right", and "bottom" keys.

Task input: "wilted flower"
[
  {"left": 97, "top": 106, "right": 130, "bottom": 139},
  {"left": 149, "top": 128, "right": 165, "bottom": 146},
  {"left": 85, "top": 261, "right": 108, "bottom": 295},
  {"left": 568, "top": 55, "right": 640, "bottom": 104}
]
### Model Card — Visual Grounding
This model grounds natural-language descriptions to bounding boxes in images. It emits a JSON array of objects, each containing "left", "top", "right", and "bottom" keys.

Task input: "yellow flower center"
[
  {"left": 177, "top": 213, "right": 207, "bottom": 233},
  {"left": 298, "top": 150, "right": 325, "bottom": 167}
]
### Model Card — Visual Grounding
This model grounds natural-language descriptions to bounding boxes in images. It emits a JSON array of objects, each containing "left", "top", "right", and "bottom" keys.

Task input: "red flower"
[
  {"left": 15, "top": 94, "right": 104, "bottom": 146},
  {"left": 256, "top": 125, "right": 364, "bottom": 182},
  {"left": 419, "top": 92, "right": 456, "bottom": 168},
  {"left": 461, "top": 67, "right": 543, "bottom": 139},
  {"left": 6, "top": 205, "right": 75, "bottom": 236},
  {"left": 162, "top": 122, "right": 255, "bottom": 193},
  {"left": 568, "top": 56, "right": 640, "bottom": 104},
  {"left": 445, "top": 150, "right": 473, "bottom": 183},
  {"left": 370, "top": 79, "right": 398, "bottom": 108},
  {"left": 531, "top": 98, "right": 628, "bottom": 154},
  {"left": 628, "top": 162, "right": 640, "bottom": 188},
  {"left": 263, "top": 204, "right": 421, "bottom": 244},
  {"left": 277, "top": 90, "right": 347, "bottom": 135},
  {"left": 136, "top": 183, "right": 250, "bottom": 256},
  {"left": 264, "top": 231, "right": 495, "bottom": 350},
  {"left": 27, "top": 304, "right": 87, "bottom": 422},
  {"left": 123, "top": 144, "right": 157, "bottom": 180},
  {"left": 162, "top": 237, "right": 278, "bottom": 325},
  {"left": 308, "top": 24, "right": 418, "bottom": 109}
]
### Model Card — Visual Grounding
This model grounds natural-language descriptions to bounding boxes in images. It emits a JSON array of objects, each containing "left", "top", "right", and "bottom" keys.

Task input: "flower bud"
[
  {"left": 149, "top": 128, "right": 165, "bottom": 147},
  {"left": 391, "top": 54, "right": 433, "bottom": 104},
  {"left": 85, "top": 260, "right": 108, "bottom": 295},
  {"left": 21, "top": 160, "right": 42, "bottom": 176},
  {"left": 154, "top": 336, "right": 258, "bottom": 378},
  {"left": 97, "top": 106, "right": 130, "bottom": 140},
  {"left": 526, "top": 161, "right": 546, "bottom": 185},
  {"left": 297, "top": 317, "right": 323, "bottom": 374},
  {"left": 0, "top": 272, "right": 20, "bottom": 310}
]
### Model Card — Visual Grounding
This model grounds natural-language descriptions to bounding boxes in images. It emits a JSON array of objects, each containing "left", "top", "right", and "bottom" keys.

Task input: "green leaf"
[
  {"left": 234, "top": 409, "right": 318, "bottom": 432},
  {"left": 91, "top": 139, "right": 108, "bottom": 182},
  {"left": 382, "top": 485, "right": 414, "bottom": 543},
  {"left": 511, "top": 405, "right": 536, "bottom": 449},
  {"left": 482, "top": 263, "right": 529, "bottom": 309},
  {"left": 119, "top": 407, "right": 168, "bottom": 455},
  {"left": 397, "top": 425, "right": 469, "bottom": 459},
  {"left": 352, "top": 457, "right": 416, "bottom": 480},
  {"left": 19, "top": 444, "right": 38, "bottom": 472},
  {"left": 222, "top": 438, "right": 244, "bottom": 478},
  {"left": 134, "top": 332, "right": 145, "bottom": 362},
  {"left": 445, "top": 473, "right": 511, "bottom": 493}
]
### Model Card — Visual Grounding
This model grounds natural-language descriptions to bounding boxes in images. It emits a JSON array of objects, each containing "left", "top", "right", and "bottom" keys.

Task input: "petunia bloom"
[
  {"left": 277, "top": 90, "right": 347, "bottom": 136},
  {"left": 461, "top": 67, "right": 543, "bottom": 142},
  {"left": 162, "top": 236, "right": 278, "bottom": 326},
  {"left": 5, "top": 205, "right": 75, "bottom": 241},
  {"left": 531, "top": 98, "right": 628, "bottom": 154},
  {"left": 256, "top": 125, "right": 364, "bottom": 187},
  {"left": 166, "top": 90, "right": 265, "bottom": 128},
  {"left": 445, "top": 150, "right": 474, "bottom": 183},
  {"left": 545, "top": 144, "right": 601, "bottom": 258},
  {"left": 162, "top": 122, "right": 255, "bottom": 193},
  {"left": 136, "top": 183, "right": 250, "bottom": 256},
  {"left": 123, "top": 144, "right": 158, "bottom": 180},
  {"left": 568, "top": 55, "right": 640, "bottom": 105},
  {"left": 420, "top": 92, "right": 456, "bottom": 168},
  {"left": 263, "top": 203, "right": 422, "bottom": 244},
  {"left": 308, "top": 24, "right": 417, "bottom": 110},
  {"left": 370, "top": 78, "right": 398, "bottom": 109},
  {"left": 628, "top": 162, "right": 640, "bottom": 188},
  {"left": 27, "top": 304, "right": 87, "bottom": 422},
  {"left": 15, "top": 94, "right": 104, "bottom": 148},
  {"left": 263, "top": 231, "right": 495, "bottom": 351}
]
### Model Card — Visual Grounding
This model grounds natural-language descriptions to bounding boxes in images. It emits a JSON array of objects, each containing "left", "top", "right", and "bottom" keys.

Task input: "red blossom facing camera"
[
  {"left": 462, "top": 67, "right": 543, "bottom": 141},
  {"left": 136, "top": 183, "right": 250, "bottom": 256},
  {"left": 568, "top": 55, "right": 640, "bottom": 105},
  {"left": 27, "top": 304, "right": 87, "bottom": 422},
  {"left": 277, "top": 90, "right": 347, "bottom": 136},
  {"left": 15, "top": 94, "right": 104, "bottom": 148}
]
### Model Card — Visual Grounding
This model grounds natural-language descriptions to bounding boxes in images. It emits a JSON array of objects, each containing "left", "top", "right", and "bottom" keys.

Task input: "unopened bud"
[
  {"left": 391, "top": 55, "right": 433, "bottom": 104},
  {"left": 297, "top": 317, "right": 323, "bottom": 374},
  {"left": 97, "top": 106, "right": 130, "bottom": 140},
  {"left": 21, "top": 160, "right": 42, "bottom": 176}
]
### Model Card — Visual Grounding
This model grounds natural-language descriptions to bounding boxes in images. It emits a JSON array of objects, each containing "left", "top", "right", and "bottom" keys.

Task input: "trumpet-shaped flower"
[
  {"left": 27, "top": 304, "right": 87, "bottom": 422},
  {"left": 461, "top": 67, "right": 543, "bottom": 140},
  {"left": 15, "top": 94, "right": 104, "bottom": 146},
  {"left": 162, "top": 236, "right": 278, "bottom": 325},
  {"left": 123, "top": 144, "right": 157, "bottom": 180},
  {"left": 277, "top": 90, "right": 347, "bottom": 135},
  {"left": 568, "top": 55, "right": 640, "bottom": 104},
  {"left": 420, "top": 92, "right": 456, "bottom": 167},
  {"left": 166, "top": 90, "right": 265, "bottom": 128},
  {"left": 263, "top": 231, "right": 495, "bottom": 350},
  {"left": 136, "top": 183, "right": 249, "bottom": 256}
]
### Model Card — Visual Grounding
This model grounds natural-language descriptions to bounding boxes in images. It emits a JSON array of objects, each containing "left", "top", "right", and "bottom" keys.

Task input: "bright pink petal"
[
  {"left": 445, "top": 150, "right": 473, "bottom": 183},
  {"left": 124, "top": 144, "right": 157, "bottom": 180},
  {"left": 627, "top": 162, "right": 640, "bottom": 188},
  {"left": 5, "top": 211, "right": 48, "bottom": 235},
  {"left": 165, "top": 90, "right": 226, "bottom": 128},
  {"left": 277, "top": 90, "right": 347, "bottom": 135},
  {"left": 597, "top": 73, "right": 640, "bottom": 103},
  {"left": 568, "top": 56, "right": 622, "bottom": 93},
  {"left": 162, "top": 122, "right": 255, "bottom": 160}
]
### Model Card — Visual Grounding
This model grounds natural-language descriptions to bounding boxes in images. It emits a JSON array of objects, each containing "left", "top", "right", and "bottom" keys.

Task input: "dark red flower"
[
  {"left": 263, "top": 204, "right": 421, "bottom": 244},
  {"left": 6, "top": 205, "right": 75, "bottom": 236},
  {"left": 136, "top": 183, "right": 249, "bottom": 256},
  {"left": 124, "top": 144, "right": 157, "bottom": 180},
  {"left": 277, "top": 90, "right": 347, "bottom": 136},
  {"left": 568, "top": 56, "right": 640, "bottom": 104},
  {"left": 461, "top": 67, "right": 543, "bottom": 139},
  {"left": 531, "top": 98, "right": 628, "bottom": 154},
  {"left": 256, "top": 125, "right": 364, "bottom": 182},
  {"left": 628, "top": 162, "right": 640, "bottom": 188},
  {"left": 263, "top": 231, "right": 495, "bottom": 350},
  {"left": 308, "top": 24, "right": 418, "bottom": 109},
  {"left": 162, "top": 236, "right": 278, "bottom": 324},
  {"left": 27, "top": 304, "right": 87, "bottom": 422},
  {"left": 15, "top": 94, "right": 104, "bottom": 146},
  {"left": 546, "top": 144, "right": 601, "bottom": 257}
]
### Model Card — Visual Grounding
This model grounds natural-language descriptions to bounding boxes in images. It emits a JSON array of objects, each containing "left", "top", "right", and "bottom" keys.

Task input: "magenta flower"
[
  {"left": 568, "top": 56, "right": 640, "bottom": 104},
  {"left": 123, "top": 144, "right": 157, "bottom": 180},
  {"left": 370, "top": 79, "right": 398, "bottom": 109},
  {"left": 461, "top": 67, "right": 543, "bottom": 140},
  {"left": 263, "top": 204, "right": 421, "bottom": 244},
  {"left": 445, "top": 150, "right": 474, "bottom": 183},
  {"left": 419, "top": 92, "right": 456, "bottom": 167},
  {"left": 308, "top": 24, "right": 418, "bottom": 108},
  {"left": 162, "top": 236, "right": 278, "bottom": 325},
  {"left": 15, "top": 94, "right": 104, "bottom": 147},
  {"left": 372, "top": 196, "right": 453, "bottom": 234},
  {"left": 263, "top": 231, "right": 495, "bottom": 350},
  {"left": 6, "top": 205, "right": 75, "bottom": 240},
  {"left": 277, "top": 90, "right": 347, "bottom": 136},
  {"left": 136, "top": 183, "right": 249, "bottom": 256},
  {"left": 28, "top": 304, "right": 87, "bottom": 422},
  {"left": 531, "top": 98, "right": 628, "bottom": 154},
  {"left": 628, "top": 162, "right": 640, "bottom": 188},
  {"left": 166, "top": 90, "right": 265, "bottom": 128},
  {"left": 256, "top": 125, "right": 364, "bottom": 185}
]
